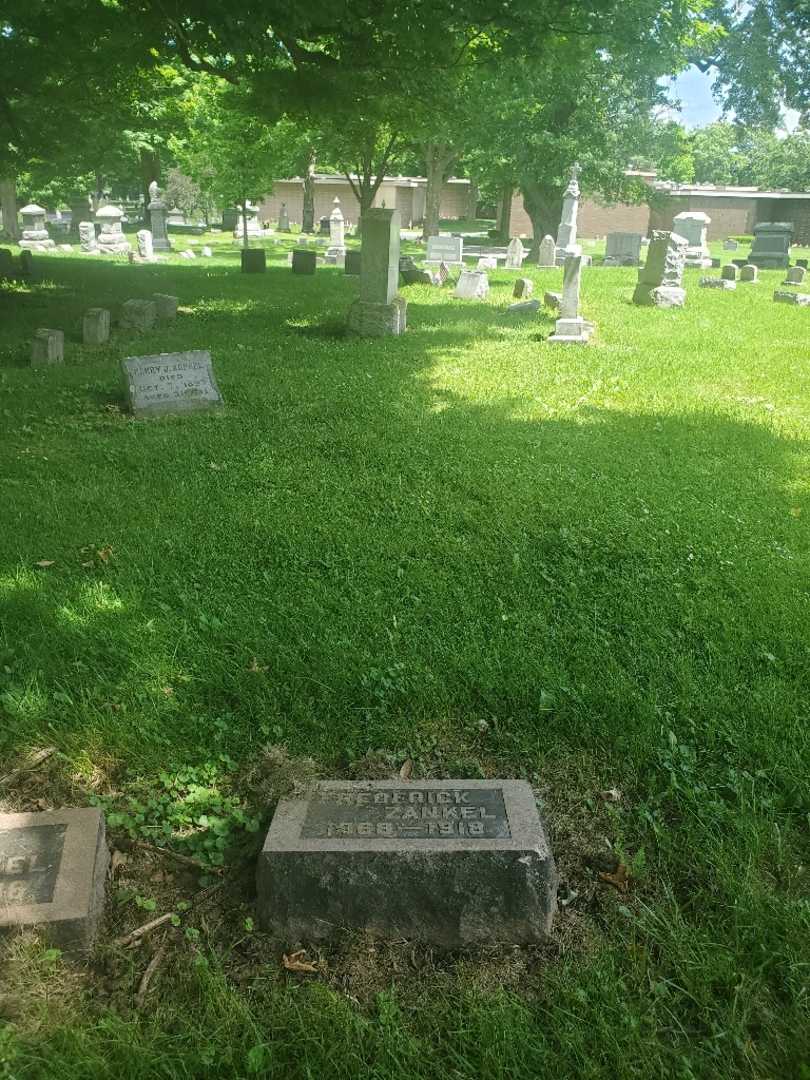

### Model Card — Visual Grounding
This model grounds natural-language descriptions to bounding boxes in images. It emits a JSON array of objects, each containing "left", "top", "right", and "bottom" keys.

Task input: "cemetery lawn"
[{"left": 0, "top": 236, "right": 808, "bottom": 1080}]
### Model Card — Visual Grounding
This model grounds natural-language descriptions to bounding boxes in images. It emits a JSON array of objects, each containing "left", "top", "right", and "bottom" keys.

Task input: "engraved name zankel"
[{"left": 302, "top": 787, "right": 512, "bottom": 840}]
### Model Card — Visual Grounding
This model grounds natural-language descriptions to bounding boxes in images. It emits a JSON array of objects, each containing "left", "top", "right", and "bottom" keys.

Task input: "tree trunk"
[
  {"left": 302, "top": 148, "right": 316, "bottom": 233},
  {"left": 421, "top": 141, "right": 455, "bottom": 241},
  {"left": 496, "top": 185, "right": 514, "bottom": 241},
  {"left": 0, "top": 174, "right": 19, "bottom": 240},
  {"left": 521, "top": 180, "right": 563, "bottom": 260}
]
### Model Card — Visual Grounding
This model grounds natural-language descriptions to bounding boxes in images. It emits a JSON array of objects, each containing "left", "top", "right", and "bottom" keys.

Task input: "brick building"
[
  {"left": 507, "top": 180, "right": 810, "bottom": 245},
  {"left": 260, "top": 173, "right": 810, "bottom": 244},
  {"left": 259, "top": 174, "right": 476, "bottom": 229}
]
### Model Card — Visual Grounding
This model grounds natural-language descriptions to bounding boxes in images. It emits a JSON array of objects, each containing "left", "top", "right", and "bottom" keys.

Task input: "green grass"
[{"left": 0, "top": 231, "right": 808, "bottom": 1079}]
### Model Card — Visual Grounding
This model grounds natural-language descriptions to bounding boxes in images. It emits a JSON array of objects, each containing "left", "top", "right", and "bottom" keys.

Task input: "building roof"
[
  {"left": 654, "top": 183, "right": 810, "bottom": 201},
  {"left": 276, "top": 172, "right": 471, "bottom": 188}
]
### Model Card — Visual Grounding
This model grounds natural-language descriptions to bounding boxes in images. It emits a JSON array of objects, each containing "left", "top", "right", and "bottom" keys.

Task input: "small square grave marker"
[
  {"left": 121, "top": 350, "right": 224, "bottom": 417},
  {"left": 257, "top": 779, "right": 557, "bottom": 947},
  {"left": 0, "top": 808, "right": 109, "bottom": 950}
]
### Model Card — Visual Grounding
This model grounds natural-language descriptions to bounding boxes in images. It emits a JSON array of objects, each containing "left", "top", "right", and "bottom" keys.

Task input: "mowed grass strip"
[{"left": 0, "top": 238, "right": 807, "bottom": 1079}]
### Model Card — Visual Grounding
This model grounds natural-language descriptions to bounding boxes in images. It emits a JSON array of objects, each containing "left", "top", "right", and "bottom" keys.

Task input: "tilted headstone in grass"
[
  {"left": 505, "top": 299, "right": 541, "bottom": 315},
  {"left": 537, "top": 234, "right": 556, "bottom": 267},
  {"left": 548, "top": 254, "right": 594, "bottom": 344},
  {"left": 83, "top": 308, "right": 110, "bottom": 346},
  {"left": 748, "top": 222, "right": 792, "bottom": 269},
  {"left": 544, "top": 290, "right": 562, "bottom": 311},
  {"left": 121, "top": 351, "right": 224, "bottom": 417},
  {"left": 0, "top": 808, "right": 109, "bottom": 950},
  {"left": 31, "top": 329, "right": 64, "bottom": 365},
  {"left": 453, "top": 269, "right": 489, "bottom": 300},
  {"left": 739, "top": 264, "right": 759, "bottom": 283},
  {"left": 425, "top": 235, "right": 463, "bottom": 265},
  {"left": 257, "top": 780, "right": 557, "bottom": 947},
  {"left": 632, "top": 230, "right": 687, "bottom": 308},
  {"left": 513, "top": 277, "right": 533, "bottom": 299},
  {"left": 347, "top": 208, "right": 407, "bottom": 337},
  {"left": 773, "top": 289, "right": 810, "bottom": 307},
  {"left": 604, "top": 232, "right": 643, "bottom": 266}
]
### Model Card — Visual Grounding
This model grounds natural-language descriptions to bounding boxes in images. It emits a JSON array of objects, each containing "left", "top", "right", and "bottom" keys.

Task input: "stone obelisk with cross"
[{"left": 554, "top": 164, "right": 583, "bottom": 267}]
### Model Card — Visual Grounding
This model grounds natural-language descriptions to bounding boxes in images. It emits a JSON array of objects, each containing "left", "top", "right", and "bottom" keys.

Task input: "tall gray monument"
[
  {"left": 548, "top": 255, "right": 594, "bottom": 343},
  {"left": 347, "top": 209, "right": 406, "bottom": 336},
  {"left": 554, "top": 164, "right": 582, "bottom": 266},
  {"left": 147, "top": 181, "right": 172, "bottom": 253}
]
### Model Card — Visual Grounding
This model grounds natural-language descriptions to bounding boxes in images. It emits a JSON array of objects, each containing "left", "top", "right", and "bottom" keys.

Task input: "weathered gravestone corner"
[
  {"left": 0, "top": 807, "right": 109, "bottom": 951},
  {"left": 257, "top": 779, "right": 557, "bottom": 947}
]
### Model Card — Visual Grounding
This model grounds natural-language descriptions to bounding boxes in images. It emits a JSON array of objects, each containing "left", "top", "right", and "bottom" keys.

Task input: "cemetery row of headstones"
[
  {"left": 30, "top": 293, "right": 179, "bottom": 366},
  {"left": 1, "top": 779, "right": 557, "bottom": 951}
]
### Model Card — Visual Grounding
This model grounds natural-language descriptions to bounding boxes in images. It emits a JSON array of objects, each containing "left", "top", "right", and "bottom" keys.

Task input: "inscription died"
[
  {"left": 122, "top": 350, "right": 223, "bottom": 416},
  {"left": 0, "top": 825, "right": 66, "bottom": 906},
  {"left": 302, "top": 787, "right": 511, "bottom": 839}
]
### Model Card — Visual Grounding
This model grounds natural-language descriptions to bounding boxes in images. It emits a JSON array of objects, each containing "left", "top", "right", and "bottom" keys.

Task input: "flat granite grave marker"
[
  {"left": 0, "top": 808, "right": 109, "bottom": 950},
  {"left": 425, "top": 235, "right": 463, "bottom": 266},
  {"left": 257, "top": 779, "right": 557, "bottom": 946},
  {"left": 122, "top": 350, "right": 224, "bottom": 417}
]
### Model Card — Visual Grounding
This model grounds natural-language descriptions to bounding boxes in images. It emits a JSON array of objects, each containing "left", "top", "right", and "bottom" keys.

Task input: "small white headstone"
[
  {"left": 505, "top": 237, "right": 526, "bottom": 269},
  {"left": 453, "top": 270, "right": 489, "bottom": 300},
  {"left": 537, "top": 235, "right": 556, "bottom": 267}
]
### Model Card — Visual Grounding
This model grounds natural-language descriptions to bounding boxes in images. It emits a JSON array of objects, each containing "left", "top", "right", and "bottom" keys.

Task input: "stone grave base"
[
  {"left": 19, "top": 239, "right": 55, "bottom": 251},
  {"left": 347, "top": 296, "right": 407, "bottom": 337},
  {"left": 548, "top": 316, "right": 594, "bottom": 344},
  {"left": 0, "top": 808, "right": 109, "bottom": 951},
  {"left": 632, "top": 284, "right": 685, "bottom": 308},
  {"left": 256, "top": 780, "right": 557, "bottom": 947}
]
